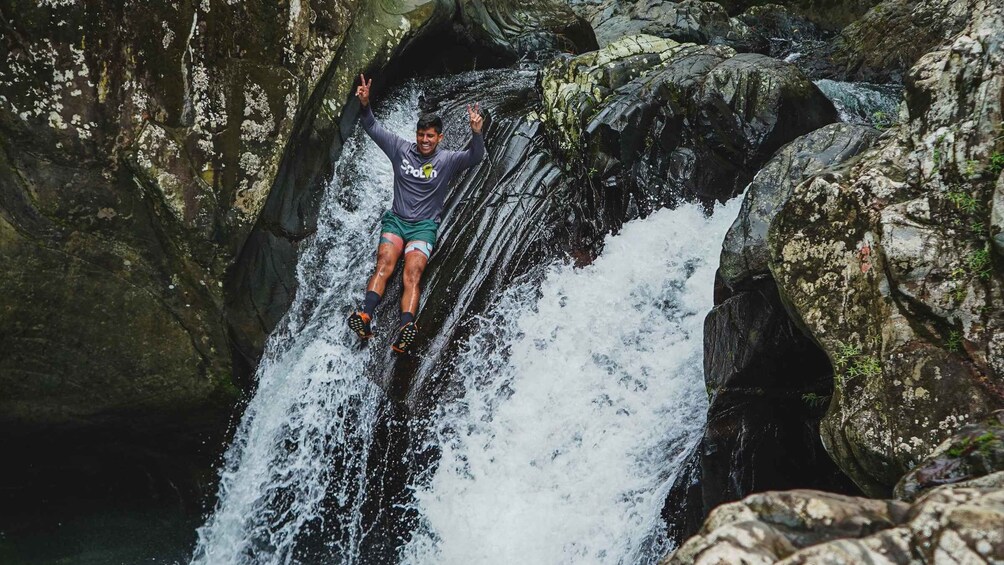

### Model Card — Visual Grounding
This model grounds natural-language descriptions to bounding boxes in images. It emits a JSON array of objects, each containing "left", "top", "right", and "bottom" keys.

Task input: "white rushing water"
[
  {"left": 402, "top": 198, "right": 743, "bottom": 565},
  {"left": 191, "top": 90, "right": 420, "bottom": 565},
  {"left": 191, "top": 74, "right": 744, "bottom": 565}
]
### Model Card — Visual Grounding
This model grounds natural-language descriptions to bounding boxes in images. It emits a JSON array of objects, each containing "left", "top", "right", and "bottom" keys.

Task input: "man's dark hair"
[{"left": 416, "top": 113, "right": 443, "bottom": 134}]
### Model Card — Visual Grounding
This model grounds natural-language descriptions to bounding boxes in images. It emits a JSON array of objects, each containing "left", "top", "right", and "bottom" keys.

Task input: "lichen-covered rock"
[
  {"left": 665, "top": 123, "right": 882, "bottom": 546},
  {"left": 720, "top": 122, "right": 880, "bottom": 290},
  {"left": 566, "top": 0, "right": 764, "bottom": 51},
  {"left": 540, "top": 35, "right": 837, "bottom": 247},
  {"left": 665, "top": 490, "right": 909, "bottom": 563},
  {"left": 895, "top": 409, "right": 1004, "bottom": 502},
  {"left": 665, "top": 478, "right": 1004, "bottom": 564},
  {"left": 766, "top": 5, "right": 1004, "bottom": 495},
  {"left": 0, "top": 0, "right": 592, "bottom": 442},
  {"left": 1, "top": 0, "right": 368, "bottom": 431},
  {"left": 712, "top": 0, "right": 882, "bottom": 31},
  {"left": 825, "top": 0, "right": 978, "bottom": 82}
]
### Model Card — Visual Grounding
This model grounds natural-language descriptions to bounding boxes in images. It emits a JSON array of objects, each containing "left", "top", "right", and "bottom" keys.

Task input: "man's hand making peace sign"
[{"left": 467, "top": 103, "right": 483, "bottom": 134}]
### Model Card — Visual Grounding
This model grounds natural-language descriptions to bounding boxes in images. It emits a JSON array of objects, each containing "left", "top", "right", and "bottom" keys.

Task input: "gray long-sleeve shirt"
[{"left": 361, "top": 105, "right": 486, "bottom": 223}]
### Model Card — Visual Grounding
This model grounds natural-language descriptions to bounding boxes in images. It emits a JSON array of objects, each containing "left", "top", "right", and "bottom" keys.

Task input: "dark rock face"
[
  {"left": 713, "top": 0, "right": 882, "bottom": 31},
  {"left": 895, "top": 409, "right": 1004, "bottom": 502},
  {"left": 541, "top": 36, "right": 838, "bottom": 250},
  {"left": 734, "top": 5, "right": 828, "bottom": 61},
  {"left": 823, "top": 0, "right": 977, "bottom": 82},
  {"left": 665, "top": 122, "right": 880, "bottom": 545},
  {"left": 665, "top": 278, "right": 860, "bottom": 544}
]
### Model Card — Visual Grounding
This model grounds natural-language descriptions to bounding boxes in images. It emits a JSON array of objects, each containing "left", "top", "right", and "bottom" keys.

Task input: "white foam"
[
  {"left": 191, "top": 90, "right": 420, "bottom": 565},
  {"left": 402, "top": 198, "right": 743, "bottom": 565}
]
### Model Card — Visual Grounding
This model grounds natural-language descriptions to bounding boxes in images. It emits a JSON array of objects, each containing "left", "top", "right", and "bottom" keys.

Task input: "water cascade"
[
  {"left": 402, "top": 200, "right": 742, "bottom": 565},
  {"left": 193, "top": 69, "right": 743, "bottom": 564},
  {"left": 191, "top": 89, "right": 420, "bottom": 565}
]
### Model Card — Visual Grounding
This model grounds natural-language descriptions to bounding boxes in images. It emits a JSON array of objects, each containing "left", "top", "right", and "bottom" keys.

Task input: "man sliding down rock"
[{"left": 348, "top": 74, "right": 485, "bottom": 353}]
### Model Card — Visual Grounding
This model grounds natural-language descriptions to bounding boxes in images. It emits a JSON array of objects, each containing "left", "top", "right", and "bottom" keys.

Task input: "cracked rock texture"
[
  {"left": 765, "top": 3, "right": 1004, "bottom": 496},
  {"left": 666, "top": 415, "right": 1004, "bottom": 563},
  {"left": 539, "top": 34, "right": 836, "bottom": 249},
  {"left": 665, "top": 476, "right": 1004, "bottom": 564},
  {"left": 824, "top": 0, "right": 979, "bottom": 82}
]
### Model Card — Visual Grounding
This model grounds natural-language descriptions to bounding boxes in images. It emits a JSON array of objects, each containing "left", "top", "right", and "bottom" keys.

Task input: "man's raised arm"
[
  {"left": 453, "top": 103, "right": 486, "bottom": 169},
  {"left": 357, "top": 73, "right": 405, "bottom": 159}
]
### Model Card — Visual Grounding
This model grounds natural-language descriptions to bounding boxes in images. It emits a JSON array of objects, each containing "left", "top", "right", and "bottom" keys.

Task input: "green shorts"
[{"left": 380, "top": 211, "right": 439, "bottom": 256}]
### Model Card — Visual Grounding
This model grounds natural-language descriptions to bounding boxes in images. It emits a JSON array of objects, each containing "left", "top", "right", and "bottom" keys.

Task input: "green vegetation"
[
  {"left": 832, "top": 341, "right": 882, "bottom": 385},
  {"left": 963, "top": 159, "right": 981, "bottom": 178},
  {"left": 872, "top": 111, "right": 891, "bottom": 130},
  {"left": 946, "top": 330, "right": 962, "bottom": 352},
  {"left": 968, "top": 246, "right": 993, "bottom": 280},
  {"left": 947, "top": 430, "right": 1000, "bottom": 457},
  {"left": 944, "top": 186, "right": 980, "bottom": 214},
  {"left": 801, "top": 392, "right": 829, "bottom": 408},
  {"left": 990, "top": 152, "right": 1004, "bottom": 175}
]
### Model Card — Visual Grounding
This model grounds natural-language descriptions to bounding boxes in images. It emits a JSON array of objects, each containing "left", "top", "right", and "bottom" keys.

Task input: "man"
[{"left": 347, "top": 74, "right": 486, "bottom": 353}]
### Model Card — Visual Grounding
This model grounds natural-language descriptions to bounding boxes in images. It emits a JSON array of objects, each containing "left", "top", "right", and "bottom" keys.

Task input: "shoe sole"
[
  {"left": 392, "top": 324, "right": 417, "bottom": 353},
  {"left": 348, "top": 315, "right": 373, "bottom": 339}
]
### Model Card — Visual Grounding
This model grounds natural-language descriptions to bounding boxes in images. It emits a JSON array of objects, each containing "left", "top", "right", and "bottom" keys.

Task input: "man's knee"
[
  {"left": 403, "top": 265, "right": 424, "bottom": 288},
  {"left": 375, "top": 253, "right": 398, "bottom": 278}
]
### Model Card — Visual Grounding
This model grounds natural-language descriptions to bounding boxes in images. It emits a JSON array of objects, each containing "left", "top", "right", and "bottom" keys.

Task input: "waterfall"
[
  {"left": 192, "top": 67, "right": 744, "bottom": 565},
  {"left": 401, "top": 198, "right": 743, "bottom": 565},
  {"left": 191, "top": 89, "right": 420, "bottom": 565}
]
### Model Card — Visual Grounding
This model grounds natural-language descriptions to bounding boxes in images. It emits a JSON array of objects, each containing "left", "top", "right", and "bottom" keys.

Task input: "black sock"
[
  {"left": 400, "top": 311, "right": 415, "bottom": 325},
  {"left": 363, "top": 291, "right": 381, "bottom": 316}
]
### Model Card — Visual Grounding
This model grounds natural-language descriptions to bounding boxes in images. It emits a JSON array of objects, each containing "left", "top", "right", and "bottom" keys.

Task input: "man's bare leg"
[
  {"left": 400, "top": 249, "right": 428, "bottom": 316},
  {"left": 349, "top": 235, "right": 403, "bottom": 339},
  {"left": 392, "top": 245, "right": 429, "bottom": 353},
  {"left": 368, "top": 239, "right": 404, "bottom": 295}
]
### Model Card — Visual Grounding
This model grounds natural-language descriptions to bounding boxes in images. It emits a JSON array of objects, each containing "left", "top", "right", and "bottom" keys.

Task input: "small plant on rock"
[
  {"left": 944, "top": 187, "right": 980, "bottom": 214},
  {"left": 872, "top": 111, "right": 891, "bottom": 130},
  {"left": 968, "top": 246, "right": 993, "bottom": 280},
  {"left": 832, "top": 341, "right": 882, "bottom": 385},
  {"left": 963, "top": 159, "right": 981, "bottom": 178},
  {"left": 990, "top": 152, "right": 1004, "bottom": 175},
  {"left": 946, "top": 330, "right": 963, "bottom": 352}
]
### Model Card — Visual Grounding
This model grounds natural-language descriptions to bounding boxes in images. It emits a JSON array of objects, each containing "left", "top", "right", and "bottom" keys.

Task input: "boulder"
[
  {"left": 720, "top": 122, "right": 880, "bottom": 290},
  {"left": 1, "top": 0, "right": 367, "bottom": 432},
  {"left": 570, "top": 0, "right": 765, "bottom": 51},
  {"left": 895, "top": 409, "right": 1004, "bottom": 502},
  {"left": 666, "top": 490, "right": 909, "bottom": 563},
  {"left": 825, "top": 0, "right": 978, "bottom": 82},
  {"left": 712, "top": 0, "right": 881, "bottom": 31},
  {"left": 664, "top": 478, "right": 1004, "bottom": 564},
  {"left": 766, "top": 5, "right": 1004, "bottom": 495},
  {"left": 540, "top": 35, "right": 837, "bottom": 248}
]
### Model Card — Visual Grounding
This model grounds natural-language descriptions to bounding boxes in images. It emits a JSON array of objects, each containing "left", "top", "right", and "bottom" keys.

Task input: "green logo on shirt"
[{"left": 401, "top": 160, "right": 439, "bottom": 180}]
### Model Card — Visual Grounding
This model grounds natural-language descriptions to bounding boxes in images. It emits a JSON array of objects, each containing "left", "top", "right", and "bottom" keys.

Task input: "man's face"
[{"left": 416, "top": 127, "right": 444, "bottom": 156}]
